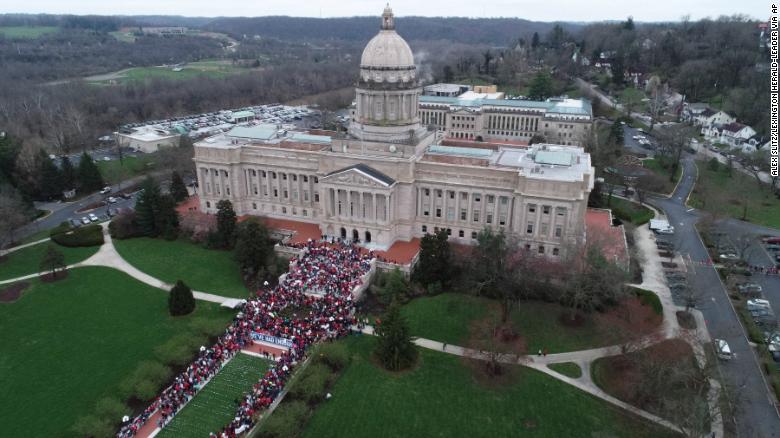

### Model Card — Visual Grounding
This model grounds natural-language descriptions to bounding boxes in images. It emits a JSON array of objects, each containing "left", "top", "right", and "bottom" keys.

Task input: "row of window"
[
  {"left": 527, "top": 204, "right": 567, "bottom": 216},
  {"left": 249, "top": 169, "right": 319, "bottom": 184},
  {"left": 419, "top": 225, "right": 560, "bottom": 256}
]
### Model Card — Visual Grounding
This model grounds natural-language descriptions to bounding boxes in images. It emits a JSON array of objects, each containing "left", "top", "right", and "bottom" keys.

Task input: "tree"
[
  {"left": 234, "top": 218, "right": 273, "bottom": 285},
  {"left": 36, "top": 150, "right": 63, "bottom": 200},
  {"left": 0, "top": 184, "right": 31, "bottom": 249},
  {"left": 156, "top": 194, "right": 180, "bottom": 240},
  {"left": 169, "top": 171, "right": 188, "bottom": 203},
  {"left": 563, "top": 244, "right": 628, "bottom": 319},
  {"left": 60, "top": 155, "right": 76, "bottom": 189},
  {"left": 135, "top": 178, "right": 162, "bottom": 237},
  {"left": 376, "top": 268, "right": 409, "bottom": 305},
  {"left": 413, "top": 229, "right": 451, "bottom": 290},
  {"left": 77, "top": 152, "right": 104, "bottom": 194},
  {"left": 529, "top": 134, "right": 546, "bottom": 145},
  {"left": 610, "top": 54, "right": 625, "bottom": 85},
  {"left": 528, "top": 72, "right": 553, "bottom": 101},
  {"left": 39, "top": 244, "right": 65, "bottom": 278},
  {"left": 656, "top": 124, "right": 695, "bottom": 181},
  {"left": 168, "top": 280, "right": 195, "bottom": 316},
  {"left": 215, "top": 199, "right": 237, "bottom": 249},
  {"left": 374, "top": 299, "right": 417, "bottom": 371},
  {"left": 466, "top": 316, "right": 527, "bottom": 377},
  {"left": 531, "top": 32, "right": 540, "bottom": 49},
  {"left": 645, "top": 75, "right": 665, "bottom": 130}
]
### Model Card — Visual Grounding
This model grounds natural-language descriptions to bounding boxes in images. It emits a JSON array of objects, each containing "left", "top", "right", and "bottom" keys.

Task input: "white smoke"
[{"left": 414, "top": 50, "right": 434, "bottom": 84}]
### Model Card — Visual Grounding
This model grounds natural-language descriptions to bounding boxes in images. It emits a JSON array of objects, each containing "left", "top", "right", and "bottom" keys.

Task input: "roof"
[
  {"left": 227, "top": 125, "right": 278, "bottom": 141},
  {"left": 721, "top": 122, "right": 747, "bottom": 133},
  {"left": 325, "top": 164, "right": 395, "bottom": 187},
  {"left": 419, "top": 95, "right": 592, "bottom": 117},
  {"left": 290, "top": 133, "right": 332, "bottom": 145},
  {"left": 534, "top": 150, "right": 575, "bottom": 166},
  {"left": 428, "top": 145, "right": 495, "bottom": 158},
  {"left": 230, "top": 110, "right": 255, "bottom": 119},
  {"left": 700, "top": 108, "right": 717, "bottom": 117}
]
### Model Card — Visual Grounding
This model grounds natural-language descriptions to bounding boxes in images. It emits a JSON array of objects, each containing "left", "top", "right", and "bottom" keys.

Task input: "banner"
[{"left": 250, "top": 332, "right": 294, "bottom": 348}]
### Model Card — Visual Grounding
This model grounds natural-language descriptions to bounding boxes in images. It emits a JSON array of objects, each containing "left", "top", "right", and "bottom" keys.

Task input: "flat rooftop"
[
  {"left": 424, "top": 143, "right": 592, "bottom": 182},
  {"left": 419, "top": 95, "right": 592, "bottom": 117}
]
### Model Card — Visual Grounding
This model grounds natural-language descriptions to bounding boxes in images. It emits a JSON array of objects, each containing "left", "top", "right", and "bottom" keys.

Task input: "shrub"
[
  {"left": 118, "top": 360, "right": 172, "bottom": 401},
  {"left": 70, "top": 414, "right": 114, "bottom": 438},
  {"left": 315, "top": 343, "right": 350, "bottom": 371},
  {"left": 288, "top": 363, "right": 331, "bottom": 404},
  {"left": 94, "top": 396, "right": 128, "bottom": 420},
  {"left": 168, "top": 280, "right": 195, "bottom": 316},
  {"left": 51, "top": 224, "right": 104, "bottom": 247},
  {"left": 259, "top": 400, "right": 309, "bottom": 438},
  {"left": 154, "top": 332, "right": 207, "bottom": 366},
  {"left": 109, "top": 212, "right": 141, "bottom": 240},
  {"left": 633, "top": 287, "right": 663, "bottom": 315}
]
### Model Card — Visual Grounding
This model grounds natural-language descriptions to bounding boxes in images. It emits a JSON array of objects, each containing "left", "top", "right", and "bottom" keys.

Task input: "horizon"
[{"left": 0, "top": 0, "right": 764, "bottom": 23}]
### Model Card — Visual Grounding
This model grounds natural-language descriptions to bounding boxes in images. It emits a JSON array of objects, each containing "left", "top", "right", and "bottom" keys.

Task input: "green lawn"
[
  {"left": 301, "top": 336, "right": 675, "bottom": 438},
  {"left": 114, "top": 237, "right": 249, "bottom": 298},
  {"left": 109, "top": 30, "right": 136, "bottom": 42},
  {"left": 158, "top": 353, "right": 271, "bottom": 437},
  {"left": 0, "top": 267, "right": 235, "bottom": 437},
  {"left": 400, "top": 293, "right": 653, "bottom": 354},
  {"left": 689, "top": 160, "right": 780, "bottom": 229},
  {"left": 0, "top": 241, "right": 99, "bottom": 281},
  {"left": 642, "top": 158, "right": 682, "bottom": 185},
  {"left": 0, "top": 26, "right": 58, "bottom": 38},
  {"left": 604, "top": 195, "right": 655, "bottom": 225},
  {"left": 97, "top": 155, "right": 156, "bottom": 183},
  {"left": 548, "top": 362, "right": 583, "bottom": 379}
]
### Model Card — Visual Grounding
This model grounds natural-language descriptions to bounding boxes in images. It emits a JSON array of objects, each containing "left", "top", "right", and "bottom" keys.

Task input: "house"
[
  {"left": 681, "top": 103, "right": 710, "bottom": 123},
  {"left": 683, "top": 103, "right": 735, "bottom": 127},
  {"left": 703, "top": 122, "right": 757, "bottom": 148}
]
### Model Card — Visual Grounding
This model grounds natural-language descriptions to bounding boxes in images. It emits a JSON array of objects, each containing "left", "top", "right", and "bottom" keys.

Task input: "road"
[
  {"left": 10, "top": 171, "right": 171, "bottom": 245},
  {"left": 648, "top": 157, "right": 780, "bottom": 437}
]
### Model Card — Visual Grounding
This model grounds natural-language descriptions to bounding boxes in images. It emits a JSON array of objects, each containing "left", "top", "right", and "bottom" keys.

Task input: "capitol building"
[{"left": 194, "top": 5, "right": 595, "bottom": 257}]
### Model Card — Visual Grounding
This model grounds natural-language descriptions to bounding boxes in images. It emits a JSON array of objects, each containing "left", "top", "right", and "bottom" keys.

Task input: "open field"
[
  {"left": 604, "top": 195, "right": 655, "bottom": 225},
  {"left": 0, "top": 267, "right": 235, "bottom": 437},
  {"left": 158, "top": 353, "right": 271, "bottom": 438},
  {"left": 97, "top": 155, "right": 157, "bottom": 184},
  {"left": 88, "top": 60, "right": 257, "bottom": 85},
  {"left": 114, "top": 237, "right": 249, "bottom": 298},
  {"left": 399, "top": 293, "right": 661, "bottom": 353},
  {"left": 689, "top": 160, "right": 780, "bottom": 229},
  {"left": 0, "top": 241, "right": 99, "bottom": 281},
  {"left": 301, "top": 336, "right": 675, "bottom": 438},
  {"left": 0, "top": 26, "right": 58, "bottom": 38}
]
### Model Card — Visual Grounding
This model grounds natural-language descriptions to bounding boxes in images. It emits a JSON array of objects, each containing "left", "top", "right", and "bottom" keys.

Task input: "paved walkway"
[
  {"left": 0, "top": 224, "right": 234, "bottom": 305},
  {"left": 0, "top": 237, "right": 51, "bottom": 256}
]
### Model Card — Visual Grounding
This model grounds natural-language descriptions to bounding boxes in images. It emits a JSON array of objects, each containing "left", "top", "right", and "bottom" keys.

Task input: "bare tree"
[{"left": 0, "top": 184, "right": 31, "bottom": 250}]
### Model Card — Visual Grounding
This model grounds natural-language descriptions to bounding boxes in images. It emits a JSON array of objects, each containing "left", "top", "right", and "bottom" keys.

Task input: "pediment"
[{"left": 322, "top": 164, "right": 395, "bottom": 188}]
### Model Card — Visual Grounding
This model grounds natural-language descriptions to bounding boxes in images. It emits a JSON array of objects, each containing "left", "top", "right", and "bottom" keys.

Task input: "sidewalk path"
[
  {"left": 0, "top": 237, "right": 51, "bottom": 257},
  {"left": 0, "top": 225, "right": 234, "bottom": 305}
]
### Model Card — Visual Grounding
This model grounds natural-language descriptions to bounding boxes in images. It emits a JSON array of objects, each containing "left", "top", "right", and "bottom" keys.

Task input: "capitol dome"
[
  {"left": 360, "top": 30, "right": 415, "bottom": 68},
  {"left": 358, "top": 5, "right": 416, "bottom": 84}
]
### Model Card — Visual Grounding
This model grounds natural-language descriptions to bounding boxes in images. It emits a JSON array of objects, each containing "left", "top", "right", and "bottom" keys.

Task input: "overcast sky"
[{"left": 0, "top": 0, "right": 765, "bottom": 22}]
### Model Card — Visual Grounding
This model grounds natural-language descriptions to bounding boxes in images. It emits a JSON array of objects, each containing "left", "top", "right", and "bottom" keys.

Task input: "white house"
[{"left": 703, "top": 122, "right": 757, "bottom": 148}]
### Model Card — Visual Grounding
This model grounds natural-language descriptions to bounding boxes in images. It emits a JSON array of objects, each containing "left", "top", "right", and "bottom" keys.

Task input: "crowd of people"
[{"left": 117, "top": 240, "right": 374, "bottom": 438}]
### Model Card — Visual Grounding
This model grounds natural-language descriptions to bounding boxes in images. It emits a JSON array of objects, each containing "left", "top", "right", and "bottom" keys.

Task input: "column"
[
  {"left": 359, "top": 192, "right": 365, "bottom": 221},
  {"left": 468, "top": 192, "right": 473, "bottom": 222},
  {"left": 265, "top": 170, "right": 272, "bottom": 199},
  {"left": 493, "top": 195, "right": 500, "bottom": 227},
  {"left": 480, "top": 193, "right": 487, "bottom": 225},
  {"left": 373, "top": 193, "right": 378, "bottom": 222},
  {"left": 442, "top": 188, "right": 448, "bottom": 223},
  {"left": 455, "top": 190, "right": 461, "bottom": 222},
  {"left": 389, "top": 194, "right": 393, "bottom": 222}
]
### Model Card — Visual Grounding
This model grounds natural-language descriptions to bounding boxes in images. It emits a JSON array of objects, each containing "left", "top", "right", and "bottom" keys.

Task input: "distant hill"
[{"left": 202, "top": 16, "right": 584, "bottom": 46}]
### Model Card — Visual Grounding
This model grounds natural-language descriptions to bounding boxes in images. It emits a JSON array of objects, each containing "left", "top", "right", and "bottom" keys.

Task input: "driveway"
[{"left": 648, "top": 157, "right": 780, "bottom": 437}]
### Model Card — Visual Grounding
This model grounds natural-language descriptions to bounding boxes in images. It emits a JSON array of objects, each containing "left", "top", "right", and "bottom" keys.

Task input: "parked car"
[
  {"left": 107, "top": 196, "right": 118, "bottom": 204},
  {"left": 737, "top": 283, "right": 763, "bottom": 295},
  {"left": 69, "top": 218, "right": 82, "bottom": 228},
  {"left": 81, "top": 216, "right": 91, "bottom": 225},
  {"left": 719, "top": 252, "right": 739, "bottom": 261},
  {"left": 100, "top": 186, "right": 112, "bottom": 195},
  {"left": 715, "top": 339, "right": 734, "bottom": 360},
  {"left": 88, "top": 213, "right": 99, "bottom": 222}
]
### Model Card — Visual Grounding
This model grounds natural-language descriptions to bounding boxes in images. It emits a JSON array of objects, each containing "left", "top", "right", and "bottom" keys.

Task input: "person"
[
  {"left": 538, "top": 349, "right": 542, "bottom": 356},
  {"left": 442, "top": 342, "right": 447, "bottom": 351},
  {"left": 325, "top": 392, "right": 332, "bottom": 400}
]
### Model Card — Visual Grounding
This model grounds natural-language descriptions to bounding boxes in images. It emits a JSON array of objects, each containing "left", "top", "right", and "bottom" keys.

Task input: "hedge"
[
  {"left": 632, "top": 287, "right": 663, "bottom": 315},
  {"left": 51, "top": 224, "right": 104, "bottom": 247}
]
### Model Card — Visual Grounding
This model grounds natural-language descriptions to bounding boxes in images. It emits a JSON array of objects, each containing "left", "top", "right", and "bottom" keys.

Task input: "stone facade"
[{"left": 193, "top": 7, "right": 595, "bottom": 257}]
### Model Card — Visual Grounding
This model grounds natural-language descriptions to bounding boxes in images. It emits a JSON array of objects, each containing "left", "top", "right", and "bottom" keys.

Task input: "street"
[{"left": 648, "top": 157, "right": 780, "bottom": 437}]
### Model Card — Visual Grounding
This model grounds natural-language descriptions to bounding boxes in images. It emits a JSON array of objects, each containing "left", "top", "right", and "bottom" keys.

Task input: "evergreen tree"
[
  {"left": 413, "top": 229, "right": 451, "bottom": 290},
  {"left": 608, "top": 121, "right": 625, "bottom": 147},
  {"left": 375, "top": 300, "right": 417, "bottom": 371},
  {"left": 531, "top": 32, "right": 540, "bottom": 49},
  {"left": 135, "top": 178, "right": 162, "bottom": 237},
  {"left": 169, "top": 171, "right": 188, "bottom": 203},
  {"left": 234, "top": 219, "right": 273, "bottom": 283},
  {"left": 528, "top": 72, "right": 553, "bottom": 100},
  {"left": 156, "top": 194, "right": 180, "bottom": 240},
  {"left": 60, "top": 155, "right": 76, "bottom": 189},
  {"left": 39, "top": 244, "right": 65, "bottom": 277},
  {"left": 377, "top": 268, "right": 409, "bottom": 305},
  {"left": 77, "top": 152, "right": 104, "bottom": 194},
  {"left": 36, "top": 150, "right": 63, "bottom": 200},
  {"left": 168, "top": 280, "right": 195, "bottom": 316},
  {"left": 215, "top": 199, "right": 237, "bottom": 249},
  {"left": 0, "top": 133, "right": 21, "bottom": 186}
]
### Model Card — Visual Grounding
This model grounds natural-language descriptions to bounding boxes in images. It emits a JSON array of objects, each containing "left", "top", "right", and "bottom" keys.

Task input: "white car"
[
  {"left": 715, "top": 339, "right": 734, "bottom": 360},
  {"left": 719, "top": 253, "right": 739, "bottom": 261},
  {"left": 81, "top": 216, "right": 91, "bottom": 225},
  {"left": 88, "top": 213, "right": 99, "bottom": 222},
  {"left": 107, "top": 196, "right": 118, "bottom": 204},
  {"left": 100, "top": 186, "right": 112, "bottom": 195}
]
